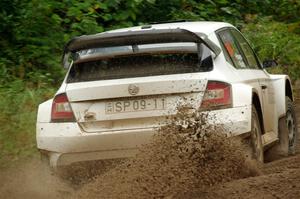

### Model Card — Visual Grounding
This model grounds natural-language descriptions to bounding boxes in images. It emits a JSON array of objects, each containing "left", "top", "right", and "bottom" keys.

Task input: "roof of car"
[{"left": 104, "top": 21, "right": 233, "bottom": 35}]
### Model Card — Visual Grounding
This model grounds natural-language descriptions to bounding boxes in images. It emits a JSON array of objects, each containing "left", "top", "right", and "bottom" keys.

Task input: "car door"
[
  {"left": 230, "top": 29, "right": 276, "bottom": 134},
  {"left": 217, "top": 28, "right": 275, "bottom": 134}
]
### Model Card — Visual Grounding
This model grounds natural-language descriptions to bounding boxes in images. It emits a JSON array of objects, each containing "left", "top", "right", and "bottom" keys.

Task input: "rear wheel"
[
  {"left": 283, "top": 97, "right": 297, "bottom": 154},
  {"left": 265, "top": 97, "right": 298, "bottom": 161},
  {"left": 251, "top": 106, "right": 264, "bottom": 162},
  {"left": 244, "top": 106, "right": 264, "bottom": 162}
]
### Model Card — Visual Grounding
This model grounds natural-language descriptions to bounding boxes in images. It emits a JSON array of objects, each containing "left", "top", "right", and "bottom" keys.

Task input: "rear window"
[{"left": 67, "top": 45, "right": 213, "bottom": 83}]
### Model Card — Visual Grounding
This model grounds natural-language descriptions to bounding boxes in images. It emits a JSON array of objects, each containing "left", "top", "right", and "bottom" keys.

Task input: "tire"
[
  {"left": 281, "top": 97, "right": 298, "bottom": 154},
  {"left": 265, "top": 96, "right": 298, "bottom": 161},
  {"left": 245, "top": 106, "right": 264, "bottom": 162}
]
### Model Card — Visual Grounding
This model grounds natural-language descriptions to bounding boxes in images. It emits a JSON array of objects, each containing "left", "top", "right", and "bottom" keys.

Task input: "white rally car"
[{"left": 36, "top": 22, "right": 297, "bottom": 169}]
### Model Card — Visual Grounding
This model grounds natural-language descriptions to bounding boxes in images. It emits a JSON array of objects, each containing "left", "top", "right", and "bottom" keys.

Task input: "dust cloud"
[{"left": 75, "top": 108, "right": 259, "bottom": 199}]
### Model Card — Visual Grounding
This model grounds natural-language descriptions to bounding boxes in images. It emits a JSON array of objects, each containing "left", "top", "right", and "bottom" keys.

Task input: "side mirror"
[{"left": 263, "top": 60, "right": 278, "bottom": 68}]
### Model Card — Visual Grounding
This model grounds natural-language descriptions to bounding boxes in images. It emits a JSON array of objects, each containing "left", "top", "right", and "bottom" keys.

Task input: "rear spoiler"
[{"left": 63, "top": 28, "right": 221, "bottom": 68}]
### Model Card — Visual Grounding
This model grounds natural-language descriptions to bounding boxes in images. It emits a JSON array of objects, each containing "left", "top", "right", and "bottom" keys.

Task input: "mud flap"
[{"left": 265, "top": 116, "right": 289, "bottom": 161}]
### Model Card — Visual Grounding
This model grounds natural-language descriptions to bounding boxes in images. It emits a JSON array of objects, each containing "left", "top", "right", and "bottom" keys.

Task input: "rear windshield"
[{"left": 67, "top": 46, "right": 213, "bottom": 83}]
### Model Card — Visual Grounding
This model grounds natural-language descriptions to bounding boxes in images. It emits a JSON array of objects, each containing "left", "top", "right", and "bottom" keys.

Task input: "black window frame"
[
  {"left": 229, "top": 28, "right": 262, "bottom": 70},
  {"left": 216, "top": 27, "right": 263, "bottom": 70},
  {"left": 216, "top": 28, "right": 234, "bottom": 66}
]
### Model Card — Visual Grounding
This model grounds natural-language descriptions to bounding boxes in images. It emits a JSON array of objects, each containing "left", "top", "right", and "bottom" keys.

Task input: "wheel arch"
[
  {"left": 252, "top": 90, "right": 265, "bottom": 134},
  {"left": 285, "top": 79, "right": 293, "bottom": 101},
  {"left": 269, "top": 74, "right": 292, "bottom": 118}
]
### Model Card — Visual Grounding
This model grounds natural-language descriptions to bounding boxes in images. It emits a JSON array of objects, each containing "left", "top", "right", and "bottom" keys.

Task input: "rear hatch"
[
  {"left": 65, "top": 44, "right": 213, "bottom": 133},
  {"left": 67, "top": 75, "right": 208, "bottom": 133}
]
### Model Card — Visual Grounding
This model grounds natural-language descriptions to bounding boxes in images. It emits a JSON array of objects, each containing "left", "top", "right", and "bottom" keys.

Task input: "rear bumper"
[
  {"left": 37, "top": 126, "right": 154, "bottom": 168},
  {"left": 36, "top": 105, "right": 251, "bottom": 168}
]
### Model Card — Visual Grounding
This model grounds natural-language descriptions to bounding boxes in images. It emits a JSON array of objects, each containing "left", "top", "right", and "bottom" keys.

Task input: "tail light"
[
  {"left": 51, "top": 93, "right": 75, "bottom": 122},
  {"left": 201, "top": 81, "right": 232, "bottom": 110}
]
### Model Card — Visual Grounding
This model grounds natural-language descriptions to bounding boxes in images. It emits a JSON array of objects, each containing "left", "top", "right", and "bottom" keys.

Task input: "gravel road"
[{"left": 0, "top": 97, "right": 300, "bottom": 199}]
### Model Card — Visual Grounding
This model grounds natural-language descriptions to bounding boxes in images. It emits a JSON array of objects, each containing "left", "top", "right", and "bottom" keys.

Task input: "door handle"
[{"left": 261, "top": 85, "right": 267, "bottom": 90}]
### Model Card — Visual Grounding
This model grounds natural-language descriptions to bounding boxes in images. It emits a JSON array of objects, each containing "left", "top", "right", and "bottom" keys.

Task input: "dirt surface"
[
  {"left": 1, "top": 102, "right": 300, "bottom": 199},
  {"left": 0, "top": 159, "right": 73, "bottom": 199}
]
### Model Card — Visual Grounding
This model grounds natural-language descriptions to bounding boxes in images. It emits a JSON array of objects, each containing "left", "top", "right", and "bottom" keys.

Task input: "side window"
[
  {"left": 231, "top": 29, "right": 260, "bottom": 69},
  {"left": 218, "top": 29, "right": 248, "bottom": 69}
]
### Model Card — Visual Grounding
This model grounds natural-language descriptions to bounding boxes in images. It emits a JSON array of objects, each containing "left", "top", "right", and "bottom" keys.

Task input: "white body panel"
[{"left": 66, "top": 74, "right": 207, "bottom": 101}]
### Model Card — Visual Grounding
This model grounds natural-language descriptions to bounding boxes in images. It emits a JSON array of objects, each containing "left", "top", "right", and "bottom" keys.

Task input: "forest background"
[{"left": 1, "top": 0, "right": 300, "bottom": 166}]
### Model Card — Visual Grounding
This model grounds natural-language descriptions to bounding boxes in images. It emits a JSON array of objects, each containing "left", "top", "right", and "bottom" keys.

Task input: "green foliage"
[
  {"left": 0, "top": 81, "right": 55, "bottom": 165},
  {"left": 0, "top": 0, "right": 64, "bottom": 83},
  {"left": 266, "top": 0, "right": 300, "bottom": 22},
  {"left": 242, "top": 18, "right": 300, "bottom": 81},
  {"left": 138, "top": 0, "right": 265, "bottom": 24},
  {"left": 1, "top": 0, "right": 299, "bottom": 83}
]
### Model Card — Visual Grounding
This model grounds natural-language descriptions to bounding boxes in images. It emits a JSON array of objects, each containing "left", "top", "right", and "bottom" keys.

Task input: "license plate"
[{"left": 105, "top": 98, "right": 166, "bottom": 114}]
